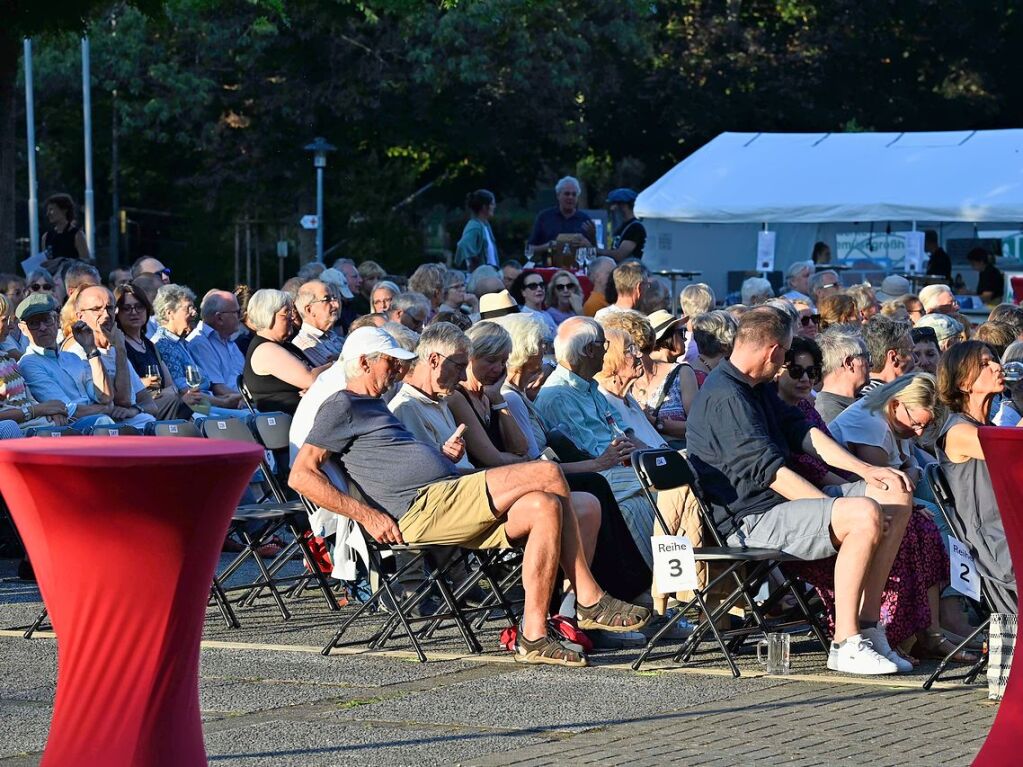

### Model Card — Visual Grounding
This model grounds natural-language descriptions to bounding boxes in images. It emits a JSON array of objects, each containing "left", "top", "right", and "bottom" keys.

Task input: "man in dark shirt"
[
  {"left": 600, "top": 188, "right": 646, "bottom": 262},
  {"left": 290, "top": 326, "right": 650, "bottom": 667},
  {"left": 686, "top": 307, "right": 914, "bottom": 675},
  {"left": 924, "top": 230, "right": 952, "bottom": 282},
  {"left": 967, "top": 247, "right": 1005, "bottom": 304},
  {"left": 528, "top": 176, "right": 593, "bottom": 261}
]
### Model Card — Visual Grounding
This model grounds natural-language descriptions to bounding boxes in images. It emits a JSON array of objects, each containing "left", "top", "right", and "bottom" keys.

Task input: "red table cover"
[
  {"left": 0, "top": 437, "right": 263, "bottom": 767},
  {"left": 973, "top": 427, "right": 1023, "bottom": 766}
]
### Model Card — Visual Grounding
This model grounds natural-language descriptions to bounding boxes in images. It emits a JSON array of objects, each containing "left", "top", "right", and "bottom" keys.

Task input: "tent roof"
[{"left": 635, "top": 130, "right": 1023, "bottom": 224}]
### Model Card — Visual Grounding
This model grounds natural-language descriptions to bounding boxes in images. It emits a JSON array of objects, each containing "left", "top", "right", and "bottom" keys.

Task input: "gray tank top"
[{"left": 937, "top": 412, "right": 1015, "bottom": 593}]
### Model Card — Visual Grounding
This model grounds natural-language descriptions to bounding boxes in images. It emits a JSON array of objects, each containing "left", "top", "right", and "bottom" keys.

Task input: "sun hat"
[
  {"left": 647, "top": 309, "right": 684, "bottom": 341},
  {"left": 479, "top": 290, "right": 520, "bottom": 320},
  {"left": 876, "top": 275, "right": 911, "bottom": 303}
]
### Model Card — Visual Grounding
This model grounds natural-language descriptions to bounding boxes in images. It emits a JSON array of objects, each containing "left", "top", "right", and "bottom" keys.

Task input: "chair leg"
[
  {"left": 922, "top": 618, "right": 990, "bottom": 690},
  {"left": 23, "top": 607, "right": 48, "bottom": 639},
  {"left": 425, "top": 551, "right": 483, "bottom": 654},
  {"left": 210, "top": 579, "right": 241, "bottom": 629},
  {"left": 288, "top": 520, "right": 342, "bottom": 611},
  {"left": 239, "top": 528, "right": 291, "bottom": 620}
]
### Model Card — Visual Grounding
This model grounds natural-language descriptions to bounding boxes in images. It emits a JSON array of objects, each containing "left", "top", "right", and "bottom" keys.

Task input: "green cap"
[{"left": 16, "top": 293, "right": 59, "bottom": 322}]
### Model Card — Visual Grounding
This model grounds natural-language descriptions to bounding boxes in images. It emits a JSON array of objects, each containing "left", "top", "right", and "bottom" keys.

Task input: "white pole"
[
  {"left": 23, "top": 38, "right": 39, "bottom": 259},
  {"left": 315, "top": 165, "right": 324, "bottom": 263},
  {"left": 81, "top": 37, "right": 96, "bottom": 258}
]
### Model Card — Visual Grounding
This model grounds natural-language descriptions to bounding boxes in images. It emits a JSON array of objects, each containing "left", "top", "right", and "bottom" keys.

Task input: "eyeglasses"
[
  {"left": 437, "top": 352, "right": 469, "bottom": 370},
  {"left": 119, "top": 304, "right": 146, "bottom": 314},
  {"left": 800, "top": 314, "right": 821, "bottom": 327},
  {"left": 820, "top": 282, "right": 839, "bottom": 290},
  {"left": 307, "top": 296, "right": 339, "bottom": 307},
  {"left": 216, "top": 309, "right": 242, "bottom": 317},
  {"left": 523, "top": 281, "right": 545, "bottom": 291},
  {"left": 159, "top": 268, "right": 172, "bottom": 276},
  {"left": 554, "top": 283, "right": 575, "bottom": 291},
  {"left": 785, "top": 363, "right": 822, "bottom": 382},
  {"left": 28, "top": 282, "right": 53, "bottom": 292},
  {"left": 625, "top": 345, "right": 640, "bottom": 358},
  {"left": 900, "top": 402, "right": 927, "bottom": 434},
  {"left": 24, "top": 314, "right": 56, "bottom": 330}
]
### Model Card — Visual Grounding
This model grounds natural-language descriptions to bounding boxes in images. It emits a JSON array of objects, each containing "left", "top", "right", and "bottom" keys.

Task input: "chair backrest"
[
  {"left": 25, "top": 425, "right": 80, "bottom": 438},
  {"left": 237, "top": 374, "right": 258, "bottom": 415},
  {"left": 924, "top": 462, "right": 967, "bottom": 544},
  {"left": 147, "top": 419, "right": 201, "bottom": 438},
  {"left": 201, "top": 416, "right": 257, "bottom": 444},
  {"left": 254, "top": 412, "right": 292, "bottom": 451},
  {"left": 88, "top": 424, "right": 140, "bottom": 437}
]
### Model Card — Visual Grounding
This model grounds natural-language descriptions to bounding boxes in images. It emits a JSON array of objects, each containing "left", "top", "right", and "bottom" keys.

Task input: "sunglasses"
[
  {"left": 523, "top": 281, "right": 545, "bottom": 291},
  {"left": 800, "top": 314, "right": 821, "bottom": 327},
  {"left": 785, "top": 363, "right": 821, "bottom": 381},
  {"left": 28, "top": 282, "right": 53, "bottom": 292},
  {"left": 554, "top": 283, "right": 575, "bottom": 291}
]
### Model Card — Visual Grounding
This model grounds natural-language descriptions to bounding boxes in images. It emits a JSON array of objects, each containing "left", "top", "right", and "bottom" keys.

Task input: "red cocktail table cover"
[
  {"left": 974, "top": 427, "right": 1023, "bottom": 766},
  {"left": 0, "top": 437, "right": 263, "bottom": 767}
]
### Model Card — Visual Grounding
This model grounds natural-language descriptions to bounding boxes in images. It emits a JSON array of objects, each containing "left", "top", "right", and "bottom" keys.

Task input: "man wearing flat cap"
[{"left": 598, "top": 188, "right": 646, "bottom": 262}]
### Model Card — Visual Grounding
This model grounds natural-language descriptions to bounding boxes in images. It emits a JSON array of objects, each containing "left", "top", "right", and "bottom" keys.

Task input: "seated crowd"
[{"left": 1, "top": 250, "right": 1016, "bottom": 673}]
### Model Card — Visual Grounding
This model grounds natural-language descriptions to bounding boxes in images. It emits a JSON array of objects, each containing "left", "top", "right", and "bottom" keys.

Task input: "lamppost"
[{"left": 304, "top": 137, "right": 336, "bottom": 263}]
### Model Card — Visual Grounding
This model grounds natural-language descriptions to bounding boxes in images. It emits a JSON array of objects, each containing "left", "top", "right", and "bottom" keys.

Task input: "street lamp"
[{"left": 304, "top": 137, "right": 336, "bottom": 263}]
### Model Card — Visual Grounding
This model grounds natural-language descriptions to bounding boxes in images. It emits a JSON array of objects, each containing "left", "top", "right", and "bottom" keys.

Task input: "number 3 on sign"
[
  {"left": 652, "top": 535, "right": 698, "bottom": 593},
  {"left": 948, "top": 535, "right": 980, "bottom": 601}
]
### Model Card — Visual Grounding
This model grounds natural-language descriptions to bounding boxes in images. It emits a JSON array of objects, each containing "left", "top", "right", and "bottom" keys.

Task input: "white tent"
[{"left": 635, "top": 130, "right": 1023, "bottom": 297}]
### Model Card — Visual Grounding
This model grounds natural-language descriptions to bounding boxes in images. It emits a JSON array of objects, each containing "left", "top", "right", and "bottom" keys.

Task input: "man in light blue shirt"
[{"left": 187, "top": 289, "right": 245, "bottom": 396}]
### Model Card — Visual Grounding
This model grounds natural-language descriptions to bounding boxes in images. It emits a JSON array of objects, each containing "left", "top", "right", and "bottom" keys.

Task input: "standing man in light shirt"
[
  {"left": 187, "top": 289, "right": 246, "bottom": 397},
  {"left": 293, "top": 280, "right": 343, "bottom": 367}
]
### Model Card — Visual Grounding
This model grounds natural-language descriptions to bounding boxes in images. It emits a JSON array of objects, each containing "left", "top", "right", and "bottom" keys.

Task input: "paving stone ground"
[{"left": 0, "top": 556, "right": 998, "bottom": 766}]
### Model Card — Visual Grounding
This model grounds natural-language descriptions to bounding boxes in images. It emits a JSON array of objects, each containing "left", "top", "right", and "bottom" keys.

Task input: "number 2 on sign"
[
  {"left": 948, "top": 535, "right": 980, "bottom": 601},
  {"left": 652, "top": 535, "right": 698, "bottom": 593}
]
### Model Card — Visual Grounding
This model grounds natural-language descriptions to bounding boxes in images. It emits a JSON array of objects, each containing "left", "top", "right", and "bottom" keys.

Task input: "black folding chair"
[
  {"left": 921, "top": 462, "right": 1009, "bottom": 690},
  {"left": 145, "top": 419, "right": 201, "bottom": 438},
  {"left": 84, "top": 424, "right": 140, "bottom": 436},
  {"left": 630, "top": 448, "right": 830, "bottom": 676},
  {"left": 313, "top": 463, "right": 509, "bottom": 662},
  {"left": 24, "top": 425, "right": 81, "bottom": 437},
  {"left": 237, "top": 375, "right": 259, "bottom": 415}
]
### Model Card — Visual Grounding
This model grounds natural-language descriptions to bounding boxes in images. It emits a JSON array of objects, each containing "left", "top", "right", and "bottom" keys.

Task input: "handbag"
[{"left": 988, "top": 612, "right": 1016, "bottom": 700}]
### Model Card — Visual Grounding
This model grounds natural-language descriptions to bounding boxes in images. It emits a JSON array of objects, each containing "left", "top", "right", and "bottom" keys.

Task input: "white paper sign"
[
  {"left": 652, "top": 535, "right": 698, "bottom": 592},
  {"left": 949, "top": 535, "right": 980, "bottom": 601},
  {"left": 757, "top": 231, "right": 776, "bottom": 272},
  {"left": 905, "top": 231, "right": 925, "bottom": 274}
]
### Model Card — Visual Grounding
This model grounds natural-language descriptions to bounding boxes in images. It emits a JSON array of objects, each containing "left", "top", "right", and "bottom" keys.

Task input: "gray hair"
[
  {"left": 862, "top": 315, "right": 911, "bottom": 374},
  {"left": 343, "top": 352, "right": 383, "bottom": 379},
  {"left": 691, "top": 310, "right": 737, "bottom": 358},
  {"left": 372, "top": 280, "right": 400, "bottom": 301},
  {"left": 765, "top": 298, "right": 799, "bottom": 324},
  {"left": 490, "top": 312, "right": 549, "bottom": 371},
  {"left": 417, "top": 321, "right": 469, "bottom": 363},
  {"left": 200, "top": 289, "right": 235, "bottom": 320},
  {"left": 154, "top": 283, "right": 196, "bottom": 325},
  {"left": 741, "top": 276, "right": 774, "bottom": 305},
  {"left": 1003, "top": 340, "right": 1023, "bottom": 365},
  {"left": 408, "top": 263, "right": 446, "bottom": 301},
  {"left": 809, "top": 270, "right": 840, "bottom": 296},
  {"left": 555, "top": 176, "right": 581, "bottom": 195},
  {"left": 246, "top": 288, "right": 293, "bottom": 331},
  {"left": 381, "top": 321, "right": 420, "bottom": 353},
  {"left": 554, "top": 316, "right": 601, "bottom": 368},
  {"left": 918, "top": 283, "right": 954, "bottom": 312},
  {"left": 26, "top": 267, "right": 54, "bottom": 286},
  {"left": 388, "top": 291, "right": 429, "bottom": 319},
  {"left": 64, "top": 262, "right": 101, "bottom": 294},
  {"left": 467, "top": 265, "right": 500, "bottom": 294},
  {"left": 680, "top": 283, "right": 715, "bottom": 318},
  {"left": 786, "top": 260, "right": 814, "bottom": 281},
  {"left": 637, "top": 277, "right": 670, "bottom": 314},
  {"left": 818, "top": 324, "right": 868, "bottom": 376},
  {"left": 295, "top": 280, "right": 327, "bottom": 312},
  {"left": 466, "top": 320, "right": 512, "bottom": 359},
  {"left": 296, "top": 262, "right": 325, "bottom": 281},
  {"left": 846, "top": 283, "right": 877, "bottom": 312},
  {"left": 332, "top": 257, "right": 355, "bottom": 270}
]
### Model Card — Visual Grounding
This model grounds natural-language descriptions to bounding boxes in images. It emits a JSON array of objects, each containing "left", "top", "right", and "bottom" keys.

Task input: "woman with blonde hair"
[
  {"left": 545, "top": 269, "right": 583, "bottom": 326},
  {"left": 629, "top": 310, "right": 698, "bottom": 444},
  {"left": 818, "top": 293, "right": 858, "bottom": 331},
  {"left": 594, "top": 327, "right": 665, "bottom": 449}
]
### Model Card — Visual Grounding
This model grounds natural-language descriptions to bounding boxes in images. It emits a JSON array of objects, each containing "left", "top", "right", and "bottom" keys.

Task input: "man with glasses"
[
  {"left": 810, "top": 269, "right": 842, "bottom": 306},
  {"left": 860, "top": 315, "right": 915, "bottom": 395},
  {"left": 130, "top": 256, "right": 172, "bottom": 285},
  {"left": 187, "top": 289, "right": 246, "bottom": 398},
  {"left": 816, "top": 325, "right": 872, "bottom": 424},
  {"left": 17, "top": 294, "right": 120, "bottom": 430},
  {"left": 293, "top": 280, "right": 343, "bottom": 366}
]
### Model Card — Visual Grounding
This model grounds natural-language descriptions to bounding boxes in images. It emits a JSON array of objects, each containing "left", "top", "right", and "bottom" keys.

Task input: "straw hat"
[
  {"left": 647, "top": 309, "right": 684, "bottom": 341},
  {"left": 479, "top": 290, "right": 519, "bottom": 319}
]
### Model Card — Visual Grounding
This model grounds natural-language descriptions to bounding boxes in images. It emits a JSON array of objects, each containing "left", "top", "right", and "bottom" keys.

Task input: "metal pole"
[
  {"left": 234, "top": 223, "right": 240, "bottom": 286},
  {"left": 24, "top": 39, "right": 40, "bottom": 258},
  {"left": 245, "top": 219, "right": 251, "bottom": 286},
  {"left": 109, "top": 89, "right": 119, "bottom": 267},
  {"left": 315, "top": 166, "right": 324, "bottom": 263},
  {"left": 81, "top": 37, "right": 96, "bottom": 258}
]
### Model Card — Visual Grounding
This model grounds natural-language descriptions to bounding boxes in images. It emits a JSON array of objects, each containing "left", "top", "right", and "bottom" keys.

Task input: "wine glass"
[
  {"left": 145, "top": 364, "right": 160, "bottom": 389},
  {"left": 575, "top": 248, "right": 587, "bottom": 271},
  {"left": 184, "top": 365, "right": 203, "bottom": 390}
]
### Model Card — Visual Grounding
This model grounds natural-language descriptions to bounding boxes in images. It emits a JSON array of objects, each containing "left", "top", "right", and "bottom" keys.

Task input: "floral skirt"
[{"left": 784, "top": 509, "right": 948, "bottom": 646}]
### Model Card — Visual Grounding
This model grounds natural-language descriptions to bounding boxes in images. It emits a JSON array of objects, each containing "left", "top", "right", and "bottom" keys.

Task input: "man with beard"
[{"left": 293, "top": 280, "right": 344, "bottom": 366}]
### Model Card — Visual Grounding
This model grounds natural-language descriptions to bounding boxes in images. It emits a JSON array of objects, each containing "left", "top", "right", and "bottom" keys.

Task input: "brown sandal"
[
  {"left": 514, "top": 632, "right": 589, "bottom": 667},
  {"left": 576, "top": 593, "right": 651, "bottom": 633},
  {"left": 912, "top": 631, "right": 981, "bottom": 664}
]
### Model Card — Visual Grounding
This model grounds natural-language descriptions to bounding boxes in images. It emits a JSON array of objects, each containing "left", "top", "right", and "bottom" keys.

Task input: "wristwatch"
[
  {"left": 86, "top": 349, "right": 101, "bottom": 359},
  {"left": 19, "top": 403, "right": 32, "bottom": 421},
  {"left": 655, "top": 419, "right": 665, "bottom": 432}
]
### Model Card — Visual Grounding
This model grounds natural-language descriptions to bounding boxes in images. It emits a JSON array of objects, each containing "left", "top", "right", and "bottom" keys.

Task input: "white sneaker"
[
  {"left": 827, "top": 633, "right": 899, "bottom": 675},
  {"left": 861, "top": 626, "right": 913, "bottom": 673}
]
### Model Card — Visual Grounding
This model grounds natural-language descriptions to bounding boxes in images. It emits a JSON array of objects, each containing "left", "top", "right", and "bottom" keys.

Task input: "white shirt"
[
  {"left": 388, "top": 383, "right": 473, "bottom": 471},
  {"left": 292, "top": 323, "right": 343, "bottom": 367},
  {"left": 993, "top": 401, "right": 1022, "bottom": 427},
  {"left": 594, "top": 304, "right": 634, "bottom": 322},
  {"left": 828, "top": 398, "right": 909, "bottom": 470},
  {"left": 599, "top": 386, "right": 667, "bottom": 448}
]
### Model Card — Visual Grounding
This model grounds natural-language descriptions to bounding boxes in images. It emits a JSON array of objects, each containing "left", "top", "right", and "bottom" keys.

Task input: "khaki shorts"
[{"left": 399, "top": 471, "right": 510, "bottom": 550}]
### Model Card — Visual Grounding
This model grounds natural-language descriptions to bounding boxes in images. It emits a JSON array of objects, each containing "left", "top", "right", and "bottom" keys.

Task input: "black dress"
[
  {"left": 124, "top": 335, "right": 194, "bottom": 421},
  {"left": 44, "top": 222, "right": 83, "bottom": 261},
  {"left": 243, "top": 334, "right": 311, "bottom": 415}
]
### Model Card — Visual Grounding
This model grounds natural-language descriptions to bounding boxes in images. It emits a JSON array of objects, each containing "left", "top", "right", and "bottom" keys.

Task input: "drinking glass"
[
  {"left": 184, "top": 365, "right": 203, "bottom": 390},
  {"left": 145, "top": 364, "right": 160, "bottom": 389},
  {"left": 523, "top": 243, "right": 534, "bottom": 263},
  {"left": 756, "top": 633, "right": 791, "bottom": 674}
]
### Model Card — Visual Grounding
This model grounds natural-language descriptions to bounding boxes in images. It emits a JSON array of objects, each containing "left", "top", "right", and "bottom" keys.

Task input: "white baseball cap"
[
  {"left": 341, "top": 327, "right": 417, "bottom": 361},
  {"left": 319, "top": 267, "right": 355, "bottom": 299}
]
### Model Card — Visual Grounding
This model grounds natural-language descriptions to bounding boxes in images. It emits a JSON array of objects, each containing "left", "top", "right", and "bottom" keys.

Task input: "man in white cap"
[
  {"left": 291, "top": 326, "right": 651, "bottom": 667},
  {"left": 319, "top": 267, "right": 357, "bottom": 333}
]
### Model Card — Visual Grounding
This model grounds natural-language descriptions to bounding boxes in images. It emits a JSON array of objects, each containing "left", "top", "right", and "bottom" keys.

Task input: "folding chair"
[
  {"left": 145, "top": 419, "right": 201, "bottom": 438},
  {"left": 921, "top": 462, "right": 1006, "bottom": 690},
  {"left": 237, "top": 375, "right": 259, "bottom": 415},
  {"left": 84, "top": 424, "right": 140, "bottom": 436},
  {"left": 202, "top": 415, "right": 341, "bottom": 620},
  {"left": 313, "top": 463, "right": 503, "bottom": 662},
  {"left": 24, "top": 425, "right": 81, "bottom": 437},
  {"left": 630, "top": 448, "right": 830, "bottom": 676}
]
